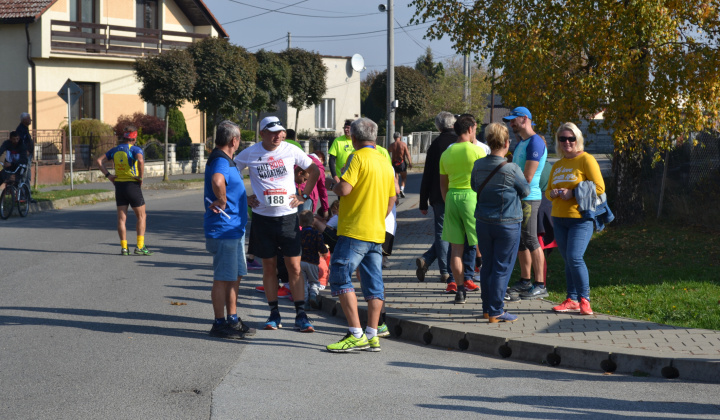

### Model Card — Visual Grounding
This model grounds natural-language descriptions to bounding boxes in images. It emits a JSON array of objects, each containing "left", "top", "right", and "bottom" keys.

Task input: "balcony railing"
[{"left": 50, "top": 20, "right": 209, "bottom": 57}]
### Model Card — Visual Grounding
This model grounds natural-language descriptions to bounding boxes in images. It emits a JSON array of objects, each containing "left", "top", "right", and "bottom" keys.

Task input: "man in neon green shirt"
[{"left": 328, "top": 119, "right": 354, "bottom": 185}]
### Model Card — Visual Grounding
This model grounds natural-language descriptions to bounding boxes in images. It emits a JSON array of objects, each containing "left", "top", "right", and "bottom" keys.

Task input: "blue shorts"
[
  {"left": 329, "top": 236, "right": 384, "bottom": 301},
  {"left": 205, "top": 235, "right": 247, "bottom": 281}
]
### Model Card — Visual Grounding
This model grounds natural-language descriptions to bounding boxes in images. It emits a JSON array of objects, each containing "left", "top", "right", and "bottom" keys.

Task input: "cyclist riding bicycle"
[{"left": 0, "top": 131, "right": 26, "bottom": 190}]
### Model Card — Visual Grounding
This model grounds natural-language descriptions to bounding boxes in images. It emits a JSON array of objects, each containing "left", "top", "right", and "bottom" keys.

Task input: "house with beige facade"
[{"left": 0, "top": 0, "right": 227, "bottom": 142}]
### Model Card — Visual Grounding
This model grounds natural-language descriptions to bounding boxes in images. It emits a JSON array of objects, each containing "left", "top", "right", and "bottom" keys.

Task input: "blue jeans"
[
  {"left": 552, "top": 217, "right": 594, "bottom": 301},
  {"left": 448, "top": 237, "right": 476, "bottom": 284},
  {"left": 476, "top": 221, "right": 521, "bottom": 317},
  {"left": 329, "top": 236, "right": 384, "bottom": 301},
  {"left": 422, "top": 202, "right": 451, "bottom": 275}
]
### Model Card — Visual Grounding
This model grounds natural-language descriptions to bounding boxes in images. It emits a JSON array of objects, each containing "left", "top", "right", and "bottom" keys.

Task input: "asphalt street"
[{"left": 1, "top": 178, "right": 719, "bottom": 419}]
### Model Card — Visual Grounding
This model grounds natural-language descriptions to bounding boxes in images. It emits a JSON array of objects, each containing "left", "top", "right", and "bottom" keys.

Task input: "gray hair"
[
  {"left": 435, "top": 111, "right": 455, "bottom": 131},
  {"left": 350, "top": 117, "right": 378, "bottom": 142},
  {"left": 393, "top": 132, "right": 401, "bottom": 140},
  {"left": 215, "top": 120, "right": 240, "bottom": 147},
  {"left": 20, "top": 112, "right": 30, "bottom": 120}
]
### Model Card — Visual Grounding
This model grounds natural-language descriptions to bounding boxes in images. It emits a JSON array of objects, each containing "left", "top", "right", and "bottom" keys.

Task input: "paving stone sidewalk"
[{"left": 317, "top": 191, "right": 720, "bottom": 383}]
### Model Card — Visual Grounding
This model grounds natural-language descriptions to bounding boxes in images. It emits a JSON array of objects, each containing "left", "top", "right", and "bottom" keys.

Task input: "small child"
[{"left": 299, "top": 210, "right": 328, "bottom": 309}]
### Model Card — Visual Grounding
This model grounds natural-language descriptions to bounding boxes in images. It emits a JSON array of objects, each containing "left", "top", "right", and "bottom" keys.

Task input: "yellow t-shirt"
[
  {"left": 328, "top": 135, "right": 354, "bottom": 175},
  {"left": 546, "top": 152, "right": 605, "bottom": 218},
  {"left": 439, "top": 141, "right": 486, "bottom": 189},
  {"left": 338, "top": 147, "right": 396, "bottom": 243}
]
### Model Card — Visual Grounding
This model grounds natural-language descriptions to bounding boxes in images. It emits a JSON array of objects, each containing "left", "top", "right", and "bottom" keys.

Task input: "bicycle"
[{"left": 1, "top": 164, "right": 31, "bottom": 219}]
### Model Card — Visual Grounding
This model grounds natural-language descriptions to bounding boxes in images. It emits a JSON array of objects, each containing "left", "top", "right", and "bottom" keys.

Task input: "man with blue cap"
[{"left": 502, "top": 107, "right": 548, "bottom": 300}]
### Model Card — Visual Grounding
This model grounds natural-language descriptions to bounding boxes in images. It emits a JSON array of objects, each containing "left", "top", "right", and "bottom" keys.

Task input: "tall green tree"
[
  {"left": 134, "top": 48, "right": 195, "bottom": 181},
  {"left": 188, "top": 37, "right": 257, "bottom": 143},
  {"left": 251, "top": 49, "right": 292, "bottom": 140},
  {"left": 425, "top": 56, "right": 490, "bottom": 126},
  {"left": 280, "top": 48, "right": 328, "bottom": 139},
  {"left": 368, "top": 66, "right": 430, "bottom": 133},
  {"left": 415, "top": 47, "right": 444, "bottom": 83},
  {"left": 412, "top": 0, "right": 720, "bottom": 224}
]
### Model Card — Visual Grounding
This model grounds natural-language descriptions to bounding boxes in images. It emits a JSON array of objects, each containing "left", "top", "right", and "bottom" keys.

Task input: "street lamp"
[{"left": 379, "top": 2, "right": 394, "bottom": 148}]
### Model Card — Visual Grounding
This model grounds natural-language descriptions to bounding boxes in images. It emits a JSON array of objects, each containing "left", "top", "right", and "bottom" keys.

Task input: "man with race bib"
[{"left": 234, "top": 116, "right": 320, "bottom": 333}]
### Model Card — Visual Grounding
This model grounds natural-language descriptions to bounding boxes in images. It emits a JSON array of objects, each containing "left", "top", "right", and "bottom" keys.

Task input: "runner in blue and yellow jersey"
[{"left": 96, "top": 125, "right": 153, "bottom": 256}]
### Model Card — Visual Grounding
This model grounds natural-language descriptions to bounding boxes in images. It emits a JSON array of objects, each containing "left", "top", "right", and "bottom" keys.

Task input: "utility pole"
[
  {"left": 463, "top": 53, "right": 471, "bottom": 112},
  {"left": 287, "top": 32, "right": 291, "bottom": 49},
  {"left": 386, "top": 0, "right": 394, "bottom": 148}
]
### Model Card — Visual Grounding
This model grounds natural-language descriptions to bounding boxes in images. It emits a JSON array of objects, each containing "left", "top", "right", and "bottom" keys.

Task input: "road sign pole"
[{"left": 68, "top": 86, "right": 74, "bottom": 191}]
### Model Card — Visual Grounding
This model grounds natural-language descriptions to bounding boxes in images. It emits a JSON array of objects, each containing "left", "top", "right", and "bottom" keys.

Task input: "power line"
[
  {"left": 247, "top": 36, "right": 287, "bottom": 49},
  {"left": 365, "top": 53, "right": 457, "bottom": 68},
  {"left": 292, "top": 21, "right": 435, "bottom": 39},
  {"left": 290, "top": 25, "right": 432, "bottom": 44},
  {"left": 224, "top": 0, "right": 380, "bottom": 19},
  {"left": 394, "top": 17, "right": 428, "bottom": 50},
  {"left": 222, "top": 0, "right": 308, "bottom": 25},
  {"left": 262, "top": 0, "right": 361, "bottom": 15}
]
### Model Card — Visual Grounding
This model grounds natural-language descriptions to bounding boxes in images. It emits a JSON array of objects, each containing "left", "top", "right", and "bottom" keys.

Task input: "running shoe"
[
  {"left": 489, "top": 312, "right": 518, "bottom": 323},
  {"left": 255, "top": 286, "right": 265, "bottom": 293},
  {"left": 209, "top": 323, "right": 243, "bottom": 339},
  {"left": 294, "top": 313, "right": 315, "bottom": 332},
  {"left": 454, "top": 290, "right": 466, "bottom": 304},
  {"left": 415, "top": 257, "right": 428, "bottom": 282},
  {"left": 579, "top": 297, "right": 594, "bottom": 315},
  {"left": 308, "top": 293, "right": 321, "bottom": 310},
  {"left": 508, "top": 279, "right": 532, "bottom": 293},
  {"left": 377, "top": 323, "right": 390, "bottom": 337},
  {"left": 246, "top": 259, "right": 263, "bottom": 270},
  {"left": 440, "top": 273, "right": 450, "bottom": 283},
  {"left": 134, "top": 246, "right": 154, "bottom": 256},
  {"left": 230, "top": 319, "right": 257, "bottom": 336},
  {"left": 326, "top": 332, "right": 369, "bottom": 353},
  {"left": 399, "top": 190, "right": 406, "bottom": 198},
  {"left": 445, "top": 282, "right": 457, "bottom": 294},
  {"left": 463, "top": 279, "right": 480, "bottom": 291},
  {"left": 520, "top": 283, "right": 549, "bottom": 300},
  {"left": 552, "top": 298, "right": 581, "bottom": 313},
  {"left": 365, "top": 336, "right": 381, "bottom": 352},
  {"left": 121, "top": 248, "right": 129, "bottom": 256},
  {"left": 264, "top": 311, "right": 282, "bottom": 330},
  {"left": 505, "top": 291, "right": 521, "bottom": 302},
  {"left": 277, "top": 284, "right": 292, "bottom": 300}
]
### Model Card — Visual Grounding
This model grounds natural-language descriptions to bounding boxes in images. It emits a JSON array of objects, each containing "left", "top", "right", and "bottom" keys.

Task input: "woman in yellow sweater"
[{"left": 545, "top": 122, "right": 605, "bottom": 316}]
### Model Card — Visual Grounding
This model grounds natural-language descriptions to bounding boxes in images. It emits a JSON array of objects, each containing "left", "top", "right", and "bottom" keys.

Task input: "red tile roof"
[{"left": 0, "top": 0, "right": 57, "bottom": 22}]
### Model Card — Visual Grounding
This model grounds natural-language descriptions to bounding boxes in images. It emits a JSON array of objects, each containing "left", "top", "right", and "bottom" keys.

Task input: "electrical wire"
[
  {"left": 224, "top": 0, "right": 381, "bottom": 19},
  {"left": 247, "top": 36, "right": 287, "bottom": 49},
  {"left": 222, "top": 0, "right": 308, "bottom": 25},
  {"left": 394, "top": 17, "right": 428, "bottom": 50},
  {"left": 292, "top": 21, "right": 435, "bottom": 39}
]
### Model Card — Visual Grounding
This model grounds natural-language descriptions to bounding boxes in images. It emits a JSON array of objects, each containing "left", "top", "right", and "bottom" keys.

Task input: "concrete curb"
[
  {"left": 28, "top": 182, "right": 203, "bottom": 214},
  {"left": 317, "top": 294, "right": 720, "bottom": 383}
]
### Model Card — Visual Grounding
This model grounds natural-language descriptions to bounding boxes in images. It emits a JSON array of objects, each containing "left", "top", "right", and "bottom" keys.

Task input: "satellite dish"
[{"left": 351, "top": 54, "right": 365, "bottom": 72}]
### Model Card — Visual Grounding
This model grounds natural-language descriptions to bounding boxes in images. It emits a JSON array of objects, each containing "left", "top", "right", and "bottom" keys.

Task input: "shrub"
[
  {"left": 114, "top": 113, "right": 172, "bottom": 144},
  {"left": 168, "top": 107, "right": 190, "bottom": 143},
  {"left": 62, "top": 119, "right": 114, "bottom": 144},
  {"left": 240, "top": 129, "right": 255, "bottom": 143}
]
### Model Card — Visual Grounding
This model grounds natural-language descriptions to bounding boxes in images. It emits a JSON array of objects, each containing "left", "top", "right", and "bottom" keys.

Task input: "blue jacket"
[
  {"left": 471, "top": 155, "right": 530, "bottom": 224},
  {"left": 575, "top": 180, "right": 615, "bottom": 231}
]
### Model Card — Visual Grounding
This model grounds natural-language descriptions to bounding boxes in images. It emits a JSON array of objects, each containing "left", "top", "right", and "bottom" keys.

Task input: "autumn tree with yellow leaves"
[{"left": 411, "top": 0, "right": 720, "bottom": 224}]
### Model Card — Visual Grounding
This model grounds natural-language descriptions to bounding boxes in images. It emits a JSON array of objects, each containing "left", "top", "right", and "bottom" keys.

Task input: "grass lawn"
[
  {"left": 541, "top": 221, "right": 720, "bottom": 330},
  {"left": 32, "top": 189, "right": 110, "bottom": 202},
  {"left": 162, "top": 178, "right": 204, "bottom": 183}
]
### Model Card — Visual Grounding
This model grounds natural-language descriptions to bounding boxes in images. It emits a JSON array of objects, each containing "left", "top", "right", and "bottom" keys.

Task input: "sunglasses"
[
  {"left": 262, "top": 121, "right": 283, "bottom": 130},
  {"left": 558, "top": 136, "right": 577, "bottom": 143}
]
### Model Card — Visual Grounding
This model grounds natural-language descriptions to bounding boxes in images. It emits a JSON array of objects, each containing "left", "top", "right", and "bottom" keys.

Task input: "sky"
[{"left": 203, "top": 0, "right": 459, "bottom": 78}]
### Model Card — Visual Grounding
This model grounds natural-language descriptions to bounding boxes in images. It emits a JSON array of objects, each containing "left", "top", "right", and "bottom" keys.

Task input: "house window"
[
  {"left": 71, "top": 82, "right": 98, "bottom": 120},
  {"left": 315, "top": 99, "right": 335, "bottom": 130},
  {"left": 147, "top": 103, "right": 167, "bottom": 120},
  {"left": 136, "top": 0, "right": 159, "bottom": 29},
  {"left": 70, "top": 0, "right": 96, "bottom": 24}
]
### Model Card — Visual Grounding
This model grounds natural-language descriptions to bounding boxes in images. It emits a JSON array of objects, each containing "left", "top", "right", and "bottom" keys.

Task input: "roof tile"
[{"left": 0, "top": 0, "right": 55, "bottom": 21}]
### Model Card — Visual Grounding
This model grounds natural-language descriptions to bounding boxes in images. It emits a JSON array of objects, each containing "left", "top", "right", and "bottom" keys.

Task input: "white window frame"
[{"left": 315, "top": 98, "right": 335, "bottom": 131}]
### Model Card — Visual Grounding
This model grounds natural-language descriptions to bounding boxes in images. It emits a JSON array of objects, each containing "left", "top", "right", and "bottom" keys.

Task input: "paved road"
[{"left": 1, "top": 186, "right": 719, "bottom": 419}]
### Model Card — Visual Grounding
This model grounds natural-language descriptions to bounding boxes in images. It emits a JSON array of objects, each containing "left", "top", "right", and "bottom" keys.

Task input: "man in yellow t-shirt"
[
  {"left": 328, "top": 119, "right": 354, "bottom": 186},
  {"left": 326, "top": 118, "right": 396, "bottom": 353}
]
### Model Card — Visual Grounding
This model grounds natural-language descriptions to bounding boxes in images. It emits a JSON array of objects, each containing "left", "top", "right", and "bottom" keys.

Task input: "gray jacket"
[{"left": 471, "top": 155, "right": 530, "bottom": 224}]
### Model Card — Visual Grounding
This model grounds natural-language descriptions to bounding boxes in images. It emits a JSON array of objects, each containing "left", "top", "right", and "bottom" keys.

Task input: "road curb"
[{"left": 317, "top": 294, "right": 720, "bottom": 383}]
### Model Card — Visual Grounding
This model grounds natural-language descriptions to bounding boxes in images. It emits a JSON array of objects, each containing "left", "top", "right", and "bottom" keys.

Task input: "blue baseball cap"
[{"left": 502, "top": 107, "right": 532, "bottom": 122}]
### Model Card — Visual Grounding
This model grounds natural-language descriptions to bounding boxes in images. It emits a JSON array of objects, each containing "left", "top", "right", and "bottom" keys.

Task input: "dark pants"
[{"left": 476, "top": 221, "right": 521, "bottom": 317}]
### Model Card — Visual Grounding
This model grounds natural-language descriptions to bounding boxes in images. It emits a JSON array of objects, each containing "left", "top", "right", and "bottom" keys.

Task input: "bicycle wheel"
[
  {"left": 0, "top": 187, "right": 13, "bottom": 219},
  {"left": 17, "top": 184, "right": 31, "bottom": 217}
]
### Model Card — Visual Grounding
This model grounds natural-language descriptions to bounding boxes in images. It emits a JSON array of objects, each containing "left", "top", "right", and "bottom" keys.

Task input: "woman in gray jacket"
[{"left": 471, "top": 123, "right": 530, "bottom": 322}]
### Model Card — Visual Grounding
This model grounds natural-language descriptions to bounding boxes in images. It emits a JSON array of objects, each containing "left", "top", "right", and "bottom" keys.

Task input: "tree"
[
  {"left": 411, "top": 0, "right": 720, "bottom": 224},
  {"left": 280, "top": 48, "right": 328, "bottom": 139},
  {"left": 250, "top": 50, "right": 292, "bottom": 140},
  {"left": 415, "top": 47, "right": 444, "bottom": 83},
  {"left": 188, "top": 37, "right": 258, "bottom": 143},
  {"left": 368, "top": 66, "right": 430, "bottom": 133},
  {"left": 134, "top": 48, "right": 195, "bottom": 181}
]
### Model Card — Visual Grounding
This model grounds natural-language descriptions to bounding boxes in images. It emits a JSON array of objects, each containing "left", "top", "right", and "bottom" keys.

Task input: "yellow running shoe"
[{"left": 326, "top": 332, "right": 369, "bottom": 353}]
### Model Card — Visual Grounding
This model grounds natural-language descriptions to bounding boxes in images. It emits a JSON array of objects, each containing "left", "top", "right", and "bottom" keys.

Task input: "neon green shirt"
[
  {"left": 284, "top": 139, "right": 303, "bottom": 150},
  {"left": 328, "top": 135, "right": 354, "bottom": 175},
  {"left": 439, "top": 141, "right": 486, "bottom": 189},
  {"left": 376, "top": 145, "right": 391, "bottom": 164}
]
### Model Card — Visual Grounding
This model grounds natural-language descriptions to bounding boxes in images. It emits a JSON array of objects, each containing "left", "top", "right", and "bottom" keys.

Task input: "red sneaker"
[
  {"left": 278, "top": 285, "right": 293, "bottom": 300},
  {"left": 255, "top": 286, "right": 265, "bottom": 293},
  {"left": 463, "top": 279, "right": 480, "bottom": 291},
  {"left": 552, "top": 298, "right": 580, "bottom": 313},
  {"left": 579, "top": 297, "right": 594, "bottom": 315},
  {"left": 445, "top": 283, "right": 457, "bottom": 294}
]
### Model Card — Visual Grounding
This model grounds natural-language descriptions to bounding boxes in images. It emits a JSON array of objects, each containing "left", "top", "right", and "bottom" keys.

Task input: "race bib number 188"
[{"left": 263, "top": 188, "right": 288, "bottom": 207}]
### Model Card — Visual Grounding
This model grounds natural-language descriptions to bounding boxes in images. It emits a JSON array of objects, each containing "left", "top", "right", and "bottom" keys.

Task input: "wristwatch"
[{"left": 301, "top": 193, "right": 309, "bottom": 200}]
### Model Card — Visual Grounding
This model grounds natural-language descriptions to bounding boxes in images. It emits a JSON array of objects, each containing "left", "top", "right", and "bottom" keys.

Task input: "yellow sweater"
[{"left": 545, "top": 152, "right": 605, "bottom": 218}]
